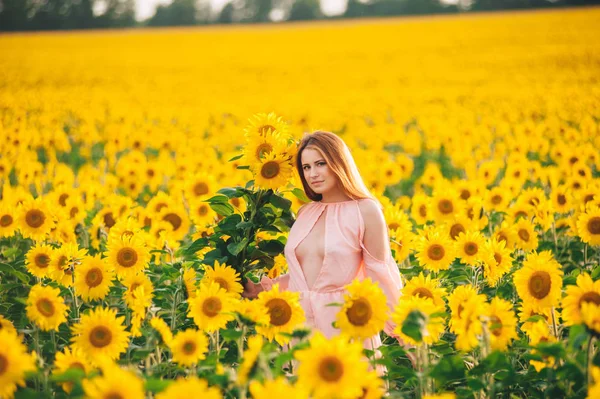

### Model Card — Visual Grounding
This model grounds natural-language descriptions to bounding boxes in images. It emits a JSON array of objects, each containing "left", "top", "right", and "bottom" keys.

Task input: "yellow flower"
[
  {"left": 487, "top": 297, "right": 518, "bottom": 351},
  {"left": 188, "top": 197, "right": 217, "bottom": 226},
  {"left": 244, "top": 129, "right": 290, "bottom": 165},
  {"left": 576, "top": 206, "right": 600, "bottom": 246},
  {"left": 455, "top": 230, "right": 491, "bottom": 267},
  {"left": 53, "top": 346, "right": 93, "bottom": 393},
  {"left": 295, "top": 333, "right": 368, "bottom": 399},
  {"left": 252, "top": 153, "right": 294, "bottom": 191},
  {"left": 183, "top": 266, "right": 198, "bottom": 299},
  {"left": 71, "top": 307, "right": 130, "bottom": 364},
  {"left": 188, "top": 281, "right": 238, "bottom": 332},
  {"left": 415, "top": 231, "right": 456, "bottom": 272},
  {"left": 170, "top": 329, "right": 209, "bottom": 366},
  {"left": 442, "top": 214, "right": 471, "bottom": 241},
  {"left": 390, "top": 226, "right": 413, "bottom": 263},
  {"left": 243, "top": 112, "right": 289, "bottom": 140},
  {"left": 201, "top": 260, "right": 243, "bottom": 297},
  {"left": 122, "top": 273, "right": 154, "bottom": 310},
  {"left": 513, "top": 251, "right": 563, "bottom": 311},
  {"left": 26, "top": 284, "right": 68, "bottom": 331},
  {"left": 107, "top": 217, "right": 144, "bottom": 246},
  {"left": 518, "top": 302, "right": 553, "bottom": 338},
  {"left": 482, "top": 238, "right": 513, "bottom": 287},
  {"left": 581, "top": 301, "right": 600, "bottom": 334},
  {"left": 392, "top": 296, "right": 446, "bottom": 345},
  {"left": 25, "top": 242, "right": 54, "bottom": 278},
  {"left": 431, "top": 188, "right": 461, "bottom": 221},
  {"left": 0, "top": 314, "right": 17, "bottom": 335},
  {"left": 83, "top": 364, "right": 145, "bottom": 399},
  {"left": 74, "top": 255, "right": 115, "bottom": 302},
  {"left": 256, "top": 283, "right": 305, "bottom": 345},
  {"left": 410, "top": 193, "right": 431, "bottom": 225},
  {"left": 106, "top": 236, "right": 150, "bottom": 278},
  {"left": 485, "top": 186, "right": 510, "bottom": 213},
  {"left": 493, "top": 221, "right": 519, "bottom": 251},
  {"left": 336, "top": 278, "right": 388, "bottom": 340},
  {"left": 423, "top": 394, "right": 456, "bottom": 399},
  {"left": 448, "top": 284, "right": 483, "bottom": 333},
  {"left": 235, "top": 298, "right": 270, "bottom": 326},
  {"left": 156, "top": 377, "right": 222, "bottom": 399},
  {"left": 238, "top": 335, "right": 263, "bottom": 385},
  {"left": 17, "top": 197, "right": 55, "bottom": 241},
  {"left": 158, "top": 204, "right": 191, "bottom": 242},
  {"left": 550, "top": 185, "right": 573, "bottom": 214},
  {"left": 453, "top": 295, "right": 488, "bottom": 352},
  {"left": 249, "top": 377, "right": 308, "bottom": 399},
  {"left": 513, "top": 218, "right": 539, "bottom": 252},
  {"left": 588, "top": 367, "right": 600, "bottom": 399},
  {"left": 402, "top": 272, "right": 446, "bottom": 308},
  {"left": 49, "top": 242, "right": 88, "bottom": 287},
  {"left": 150, "top": 317, "right": 174, "bottom": 345},
  {"left": 562, "top": 272, "right": 600, "bottom": 326},
  {"left": 528, "top": 321, "right": 556, "bottom": 372},
  {"left": 0, "top": 329, "right": 37, "bottom": 399},
  {"left": 0, "top": 202, "right": 18, "bottom": 237}
]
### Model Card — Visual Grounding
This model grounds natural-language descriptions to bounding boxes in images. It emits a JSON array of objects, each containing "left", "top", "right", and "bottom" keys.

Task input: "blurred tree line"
[{"left": 1, "top": 0, "right": 599, "bottom": 31}]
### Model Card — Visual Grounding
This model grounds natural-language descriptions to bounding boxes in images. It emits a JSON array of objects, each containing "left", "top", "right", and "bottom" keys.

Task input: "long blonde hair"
[{"left": 296, "top": 131, "right": 376, "bottom": 203}]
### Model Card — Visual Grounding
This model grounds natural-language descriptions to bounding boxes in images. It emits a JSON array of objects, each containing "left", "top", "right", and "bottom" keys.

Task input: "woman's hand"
[{"left": 242, "top": 280, "right": 263, "bottom": 299}]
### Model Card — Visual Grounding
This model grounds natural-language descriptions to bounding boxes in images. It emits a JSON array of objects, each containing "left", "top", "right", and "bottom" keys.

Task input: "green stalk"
[{"left": 587, "top": 336, "right": 596, "bottom": 390}]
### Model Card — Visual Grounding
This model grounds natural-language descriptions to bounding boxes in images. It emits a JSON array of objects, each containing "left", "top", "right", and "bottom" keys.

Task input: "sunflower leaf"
[
  {"left": 291, "top": 188, "right": 310, "bottom": 203},
  {"left": 227, "top": 238, "right": 249, "bottom": 256},
  {"left": 269, "top": 194, "right": 291, "bottom": 211},
  {"left": 228, "top": 154, "right": 244, "bottom": 162},
  {"left": 401, "top": 310, "right": 426, "bottom": 342}
]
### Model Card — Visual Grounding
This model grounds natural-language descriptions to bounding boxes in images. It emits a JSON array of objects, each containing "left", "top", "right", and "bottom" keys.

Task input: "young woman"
[{"left": 244, "top": 130, "right": 404, "bottom": 350}]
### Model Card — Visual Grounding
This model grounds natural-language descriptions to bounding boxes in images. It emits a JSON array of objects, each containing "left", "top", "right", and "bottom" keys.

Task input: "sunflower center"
[
  {"left": 419, "top": 205, "right": 427, "bottom": 217},
  {"left": 194, "top": 182, "right": 209, "bottom": 196},
  {"left": 0, "top": 354, "right": 7, "bottom": 375},
  {"left": 346, "top": 297, "right": 372, "bottom": 326},
  {"left": 261, "top": 161, "right": 280, "bottom": 179},
  {"left": 579, "top": 292, "right": 600, "bottom": 306},
  {"left": 210, "top": 278, "right": 228, "bottom": 292},
  {"left": 494, "top": 253, "right": 502, "bottom": 265},
  {"left": 258, "top": 124, "right": 276, "bottom": 135},
  {"left": 464, "top": 242, "right": 478, "bottom": 256},
  {"left": 59, "top": 194, "right": 69, "bottom": 207},
  {"left": 587, "top": 217, "right": 600, "bottom": 235},
  {"left": 70, "top": 207, "right": 79, "bottom": 218},
  {"left": 557, "top": 194, "right": 567, "bottom": 205},
  {"left": 0, "top": 214, "right": 13, "bottom": 227},
  {"left": 497, "top": 233, "right": 508, "bottom": 244},
  {"left": 103, "top": 212, "right": 116, "bottom": 228},
  {"left": 202, "top": 297, "right": 222, "bottom": 317},
  {"left": 427, "top": 244, "right": 445, "bottom": 261},
  {"left": 460, "top": 190, "right": 471, "bottom": 200},
  {"left": 450, "top": 224, "right": 465, "bottom": 240},
  {"left": 528, "top": 271, "right": 552, "bottom": 299},
  {"left": 438, "top": 199, "right": 453, "bottom": 214},
  {"left": 105, "top": 392, "right": 124, "bottom": 399},
  {"left": 457, "top": 304, "right": 464, "bottom": 318},
  {"left": 155, "top": 203, "right": 167, "bottom": 213},
  {"left": 518, "top": 229, "right": 530, "bottom": 242},
  {"left": 413, "top": 288, "right": 433, "bottom": 300},
  {"left": 35, "top": 253, "right": 50, "bottom": 268},
  {"left": 515, "top": 211, "right": 528, "bottom": 220},
  {"left": 198, "top": 204, "right": 209, "bottom": 216},
  {"left": 116, "top": 248, "right": 138, "bottom": 268},
  {"left": 163, "top": 213, "right": 182, "bottom": 230},
  {"left": 89, "top": 326, "right": 112, "bottom": 348},
  {"left": 86, "top": 268, "right": 104, "bottom": 288},
  {"left": 491, "top": 195, "right": 502, "bottom": 205},
  {"left": 266, "top": 298, "right": 292, "bottom": 326},
  {"left": 26, "top": 209, "right": 45, "bottom": 228},
  {"left": 318, "top": 356, "right": 344, "bottom": 382},
  {"left": 231, "top": 198, "right": 240, "bottom": 207},
  {"left": 69, "top": 362, "right": 85, "bottom": 371},
  {"left": 388, "top": 222, "right": 399, "bottom": 231},
  {"left": 489, "top": 315, "right": 502, "bottom": 337},
  {"left": 182, "top": 341, "right": 196, "bottom": 355},
  {"left": 255, "top": 143, "right": 274, "bottom": 160},
  {"left": 36, "top": 298, "right": 56, "bottom": 317}
]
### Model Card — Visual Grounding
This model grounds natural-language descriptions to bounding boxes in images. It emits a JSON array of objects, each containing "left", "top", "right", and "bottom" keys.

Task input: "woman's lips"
[{"left": 312, "top": 181, "right": 324, "bottom": 185}]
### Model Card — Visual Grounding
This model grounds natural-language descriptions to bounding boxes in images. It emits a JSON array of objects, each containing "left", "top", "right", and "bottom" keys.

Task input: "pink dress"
[{"left": 260, "top": 198, "right": 404, "bottom": 349}]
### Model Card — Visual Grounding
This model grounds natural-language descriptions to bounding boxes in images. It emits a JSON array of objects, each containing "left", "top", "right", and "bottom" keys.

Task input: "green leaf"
[
  {"left": 209, "top": 202, "right": 234, "bottom": 217},
  {"left": 220, "top": 329, "right": 244, "bottom": 341},
  {"left": 429, "top": 355, "right": 466, "bottom": 385},
  {"left": 145, "top": 378, "right": 171, "bottom": 393},
  {"left": 401, "top": 310, "right": 425, "bottom": 342},
  {"left": 227, "top": 238, "right": 249, "bottom": 256},
  {"left": 568, "top": 323, "right": 589, "bottom": 350},
  {"left": 228, "top": 154, "right": 244, "bottom": 162},
  {"left": 236, "top": 165, "right": 250, "bottom": 170},
  {"left": 206, "top": 195, "right": 230, "bottom": 204},
  {"left": 0, "top": 262, "right": 30, "bottom": 284},
  {"left": 291, "top": 188, "right": 309, "bottom": 203},
  {"left": 257, "top": 239, "right": 285, "bottom": 256},
  {"left": 269, "top": 194, "right": 292, "bottom": 211}
]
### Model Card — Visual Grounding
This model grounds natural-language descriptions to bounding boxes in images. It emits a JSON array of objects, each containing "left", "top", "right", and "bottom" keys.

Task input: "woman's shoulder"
[{"left": 356, "top": 197, "right": 382, "bottom": 217}]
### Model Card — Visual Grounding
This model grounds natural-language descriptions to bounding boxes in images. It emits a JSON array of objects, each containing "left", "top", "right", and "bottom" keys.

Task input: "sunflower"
[
  {"left": 336, "top": 278, "right": 388, "bottom": 340},
  {"left": 74, "top": 255, "right": 115, "bottom": 302},
  {"left": 493, "top": 221, "right": 519, "bottom": 251},
  {"left": 49, "top": 242, "right": 88, "bottom": 287},
  {"left": 582, "top": 301, "right": 600, "bottom": 334},
  {"left": 243, "top": 112, "right": 289, "bottom": 140},
  {"left": 188, "top": 281, "right": 238, "bottom": 332},
  {"left": 0, "top": 329, "right": 37, "bottom": 399},
  {"left": 402, "top": 272, "right": 446, "bottom": 307},
  {"left": 431, "top": 188, "right": 461, "bottom": 221},
  {"left": 295, "top": 332, "right": 368, "bottom": 399},
  {"left": 249, "top": 377, "right": 308, "bottom": 399},
  {"left": 415, "top": 231, "right": 456, "bottom": 272},
  {"left": 122, "top": 273, "right": 154, "bottom": 309},
  {"left": 82, "top": 364, "right": 145, "bottom": 399},
  {"left": 453, "top": 295, "right": 488, "bottom": 352},
  {"left": 156, "top": 377, "right": 222, "bottom": 399},
  {"left": 266, "top": 253, "right": 288, "bottom": 279},
  {"left": 390, "top": 226, "right": 413, "bottom": 263},
  {"left": 25, "top": 242, "right": 54, "bottom": 278},
  {"left": 562, "top": 272, "right": 600, "bottom": 326},
  {"left": 106, "top": 236, "right": 150, "bottom": 278},
  {"left": 576, "top": 206, "right": 600, "bottom": 246},
  {"left": 442, "top": 214, "right": 470, "bottom": 241},
  {"left": 235, "top": 298, "right": 270, "bottom": 326},
  {"left": 238, "top": 335, "right": 263, "bottom": 385},
  {"left": 71, "top": 307, "right": 130, "bottom": 363},
  {"left": 550, "top": 185, "right": 573, "bottom": 214},
  {"left": 49, "top": 218, "right": 78, "bottom": 245},
  {"left": 454, "top": 230, "right": 490, "bottom": 267},
  {"left": 183, "top": 266, "right": 198, "bottom": 299},
  {"left": 485, "top": 186, "right": 510, "bottom": 213},
  {"left": 486, "top": 297, "right": 517, "bottom": 351},
  {"left": 0, "top": 314, "right": 17, "bottom": 335},
  {"left": 514, "top": 251, "right": 563, "bottom": 311},
  {"left": 252, "top": 153, "right": 294, "bottom": 191},
  {"left": 392, "top": 296, "right": 446, "bottom": 345},
  {"left": 244, "top": 129, "right": 290, "bottom": 165},
  {"left": 169, "top": 329, "right": 209, "bottom": 367},
  {"left": 26, "top": 284, "right": 68, "bottom": 331},
  {"left": 256, "top": 283, "right": 306, "bottom": 345},
  {"left": 0, "top": 202, "right": 17, "bottom": 237},
  {"left": 482, "top": 238, "right": 513, "bottom": 287},
  {"left": 201, "top": 260, "right": 243, "bottom": 297},
  {"left": 53, "top": 346, "right": 93, "bottom": 393},
  {"left": 158, "top": 204, "right": 191, "bottom": 242},
  {"left": 188, "top": 197, "right": 217, "bottom": 226},
  {"left": 513, "top": 218, "right": 539, "bottom": 252},
  {"left": 411, "top": 193, "right": 431, "bottom": 225},
  {"left": 107, "top": 217, "right": 144, "bottom": 246},
  {"left": 528, "top": 321, "right": 557, "bottom": 372},
  {"left": 517, "top": 301, "right": 553, "bottom": 338},
  {"left": 16, "top": 197, "right": 55, "bottom": 241},
  {"left": 423, "top": 394, "right": 457, "bottom": 399}
]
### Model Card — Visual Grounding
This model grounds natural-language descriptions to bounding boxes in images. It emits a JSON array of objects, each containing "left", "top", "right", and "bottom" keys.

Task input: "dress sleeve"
[
  {"left": 260, "top": 274, "right": 290, "bottom": 291},
  {"left": 358, "top": 203, "right": 404, "bottom": 338}
]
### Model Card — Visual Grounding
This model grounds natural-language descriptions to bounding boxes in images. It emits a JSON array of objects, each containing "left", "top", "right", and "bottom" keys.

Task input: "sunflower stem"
[
  {"left": 584, "top": 243, "right": 588, "bottom": 267},
  {"left": 550, "top": 307, "right": 559, "bottom": 340},
  {"left": 551, "top": 222, "right": 558, "bottom": 254},
  {"left": 587, "top": 336, "right": 595, "bottom": 390}
]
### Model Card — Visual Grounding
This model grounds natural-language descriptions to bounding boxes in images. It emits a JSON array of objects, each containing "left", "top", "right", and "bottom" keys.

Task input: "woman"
[{"left": 244, "top": 130, "right": 404, "bottom": 350}]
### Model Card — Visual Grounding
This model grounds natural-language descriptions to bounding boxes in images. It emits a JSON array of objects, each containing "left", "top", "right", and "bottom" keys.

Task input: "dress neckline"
[{"left": 316, "top": 199, "right": 357, "bottom": 205}]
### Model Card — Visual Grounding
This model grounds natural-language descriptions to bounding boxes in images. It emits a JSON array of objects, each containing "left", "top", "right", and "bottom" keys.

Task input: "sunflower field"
[{"left": 1, "top": 5, "right": 600, "bottom": 399}]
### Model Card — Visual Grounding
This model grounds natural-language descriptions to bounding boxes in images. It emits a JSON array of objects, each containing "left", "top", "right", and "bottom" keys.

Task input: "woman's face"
[{"left": 301, "top": 148, "right": 337, "bottom": 195}]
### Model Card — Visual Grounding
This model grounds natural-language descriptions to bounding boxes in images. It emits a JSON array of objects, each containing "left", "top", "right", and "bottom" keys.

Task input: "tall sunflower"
[
  {"left": 53, "top": 346, "right": 93, "bottom": 393},
  {"left": 550, "top": 185, "right": 573, "bottom": 214},
  {"left": 513, "top": 251, "right": 563, "bottom": 311},
  {"left": 256, "top": 283, "right": 305, "bottom": 345},
  {"left": 0, "top": 202, "right": 17, "bottom": 237},
  {"left": 431, "top": 188, "right": 461, "bottom": 222},
  {"left": 482, "top": 238, "right": 513, "bottom": 287},
  {"left": 26, "top": 284, "right": 68, "bottom": 331},
  {"left": 448, "top": 284, "right": 485, "bottom": 334},
  {"left": 16, "top": 197, "right": 55, "bottom": 241},
  {"left": 244, "top": 130, "right": 290, "bottom": 165},
  {"left": 576, "top": 206, "right": 600, "bottom": 246},
  {"left": 71, "top": 307, "right": 130, "bottom": 363},
  {"left": 336, "top": 278, "right": 388, "bottom": 340},
  {"left": 158, "top": 204, "right": 191, "bottom": 242},
  {"left": 455, "top": 230, "right": 491, "bottom": 267},
  {"left": 392, "top": 296, "right": 446, "bottom": 345},
  {"left": 390, "top": 226, "right": 413, "bottom": 263},
  {"left": 25, "top": 242, "right": 54, "bottom": 278},
  {"left": 581, "top": 301, "right": 600, "bottom": 334},
  {"left": 243, "top": 112, "right": 289, "bottom": 140},
  {"left": 295, "top": 332, "right": 368, "bottom": 399},
  {"left": 517, "top": 301, "right": 553, "bottom": 338},
  {"left": 0, "top": 314, "right": 17, "bottom": 335},
  {"left": 443, "top": 214, "right": 471, "bottom": 241},
  {"left": 49, "top": 242, "right": 89, "bottom": 287},
  {"left": 402, "top": 272, "right": 446, "bottom": 308},
  {"left": 410, "top": 194, "right": 431, "bottom": 225},
  {"left": 486, "top": 297, "right": 518, "bottom": 351},
  {"left": 513, "top": 218, "right": 539, "bottom": 252},
  {"left": 238, "top": 335, "right": 264, "bottom": 385},
  {"left": 150, "top": 317, "right": 174, "bottom": 346},
  {"left": 249, "top": 377, "right": 308, "bottom": 399},
  {"left": 562, "top": 272, "right": 600, "bottom": 326},
  {"left": 82, "top": 365, "right": 145, "bottom": 399},
  {"left": 415, "top": 231, "right": 456, "bottom": 272},
  {"left": 105, "top": 236, "right": 150, "bottom": 279},
  {"left": 453, "top": 296, "right": 488, "bottom": 352},
  {"left": 156, "top": 377, "right": 222, "bottom": 399},
  {"left": 169, "top": 329, "right": 209, "bottom": 367},
  {"left": 74, "top": 255, "right": 115, "bottom": 302},
  {"left": 493, "top": 222, "right": 519, "bottom": 251},
  {"left": 528, "top": 321, "right": 557, "bottom": 372},
  {"left": 201, "top": 260, "right": 243, "bottom": 297},
  {"left": 0, "top": 329, "right": 37, "bottom": 399},
  {"left": 122, "top": 273, "right": 154, "bottom": 309},
  {"left": 188, "top": 282, "right": 238, "bottom": 332},
  {"left": 485, "top": 186, "right": 510, "bottom": 213},
  {"left": 252, "top": 153, "right": 294, "bottom": 191}
]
